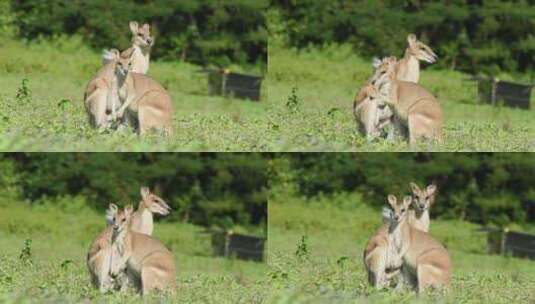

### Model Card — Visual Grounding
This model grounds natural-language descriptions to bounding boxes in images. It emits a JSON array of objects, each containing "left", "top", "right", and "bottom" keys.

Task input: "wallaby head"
[
  {"left": 384, "top": 195, "right": 412, "bottom": 227},
  {"left": 130, "top": 21, "right": 154, "bottom": 50},
  {"left": 139, "top": 187, "right": 171, "bottom": 215},
  {"left": 113, "top": 48, "right": 135, "bottom": 79},
  {"left": 111, "top": 205, "right": 134, "bottom": 235},
  {"left": 406, "top": 34, "right": 437, "bottom": 64},
  {"left": 370, "top": 56, "right": 397, "bottom": 87},
  {"left": 410, "top": 182, "right": 437, "bottom": 212}
]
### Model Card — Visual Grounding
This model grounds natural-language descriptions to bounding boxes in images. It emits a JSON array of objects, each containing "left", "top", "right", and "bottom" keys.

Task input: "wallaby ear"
[
  {"left": 387, "top": 195, "right": 397, "bottom": 207},
  {"left": 410, "top": 182, "right": 420, "bottom": 193},
  {"left": 125, "top": 204, "right": 134, "bottom": 215},
  {"left": 110, "top": 49, "right": 120, "bottom": 60},
  {"left": 109, "top": 203, "right": 118, "bottom": 213},
  {"left": 407, "top": 34, "right": 417, "bottom": 45},
  {"left": 106, "top": 203, "right": 118, "bottom": 225},
  {"left": 121, "top": 47, "right": 135, "bottom": 59},
  {"left": 141, "top": 23, "right": 150, "bottom": 31},
  {"left": 403, "top": 196, "right": 412, "bottom": 207},
  {"left": 372, "top": 57, "right": 382, "bottom": 69},
  {"left": 129, "top": 21, "right": 139, "bottom": 34},
  {"left": 426, "top": 184, "right": 437, "bottom": 196},
  {"left": 140, "top": 186, "right": 150, "bottom": 199}
]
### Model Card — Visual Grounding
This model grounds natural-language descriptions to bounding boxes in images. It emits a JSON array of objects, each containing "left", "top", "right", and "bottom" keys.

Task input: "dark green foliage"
[
  {"left": 0, "top": 153, "right": 267, "bottom": 229},
  {"left": 273, "top": 153, "right": 535, "bottom": 226},
  {"left": 9, "top": 0, "right": 267, "bottom": 68},
  {"left": 272, "top": 0, "right": 535, "bottom": 75}
]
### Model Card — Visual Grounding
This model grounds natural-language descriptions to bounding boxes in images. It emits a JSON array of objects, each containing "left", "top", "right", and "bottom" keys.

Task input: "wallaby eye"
[
  {"left": 401, "top": 208, "right": 405, "bottom": 212},
  {"left": 138, "top": 33, "right": 143, "bottom": 37}
]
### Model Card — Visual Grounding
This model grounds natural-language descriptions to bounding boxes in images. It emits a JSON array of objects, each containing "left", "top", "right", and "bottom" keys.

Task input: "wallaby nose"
[
  {"left": 147, "top": 38, "right": 153, "bottom": 45},
  {"left": 394, "top": 215, "right": 399, "bottom": 221}
]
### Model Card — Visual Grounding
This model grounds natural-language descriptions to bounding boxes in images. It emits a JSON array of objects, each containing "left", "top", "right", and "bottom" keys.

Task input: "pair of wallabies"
[
  {"left": 363, "top": 183, "right": 451, "bottom": 292},
  {"left": 354, "top": 34, "right": 443, "bottom": 145},
  {"left": 86, "top": 187, "right": 176, "bottom": 295},
  {"left": 83, "top": 21, "right": 174, "bottom": 135}
]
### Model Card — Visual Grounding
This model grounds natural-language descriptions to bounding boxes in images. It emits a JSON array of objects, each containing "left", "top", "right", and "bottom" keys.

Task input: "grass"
[
  {"left": 0, "top": 200, "right": 267, "bottom": 303},
  {"left": 266, "top": 44, "right": 535, "bottom": 151},
  {"left": 2, "top": 36, "right": 534, "bottom": 152},
  {"left": 267, "top": 191, "right": 535, "bottom": 303},
  {"left": 0, "top": 36, "right": 270, "bottom": 152}
]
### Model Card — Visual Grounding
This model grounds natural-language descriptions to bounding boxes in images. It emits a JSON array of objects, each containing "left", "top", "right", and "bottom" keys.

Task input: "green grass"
[
  {"left": 266, "top": 44, "right": 535, "bottom": 151},
  {"left": 0, "top": 201, "right": 267, "bottom": 303},
  {"left": 267, "top": 191, "right": 535, "bottom": 303},
  {"left": 0, "top": 36, "right": 269, "bottom": 152},
  {"left": 2, "top": 37, "right": 533, "bottom": 151}
]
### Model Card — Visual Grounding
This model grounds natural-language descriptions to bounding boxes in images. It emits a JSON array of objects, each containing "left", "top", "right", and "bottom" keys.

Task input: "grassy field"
[
  {"left": 266, "top": 45, "right": 535, "bottom": 151},
  {"left": 267, "top": 191, "right": 535, "bottom": 303},
  {"left": 1, "top": 36, "right": 533, "bottom": 152},
  {"left": 0, "top": 36, "right": 269, "bottom": 152},
  {"left": 0, "top": 200, "right": 267, "bottom": 303}
]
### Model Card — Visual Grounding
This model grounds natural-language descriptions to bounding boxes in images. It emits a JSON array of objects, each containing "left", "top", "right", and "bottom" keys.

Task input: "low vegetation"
[
  {"left": 266, "top": 45, "right": 535, "bottom": 151},
  {"left": 267, "top": 192, "right": 535, "bottom": 303},
  {"left": 0, "top": 202, "right": 267, "bottom": 303}
]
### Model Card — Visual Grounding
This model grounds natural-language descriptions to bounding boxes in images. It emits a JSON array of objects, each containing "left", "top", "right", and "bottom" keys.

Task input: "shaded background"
[
  {"left": 7, "top": 0, "right": 267, "bottom": 69},
  {"left": 270, "top": 153, "right": 535, "bottom": 227},
  {"left": 0, "top": 153, "right": 267, "bottom": 232},
  {"left": 270, "top": 0, "right": 535, "bottom": 76}
]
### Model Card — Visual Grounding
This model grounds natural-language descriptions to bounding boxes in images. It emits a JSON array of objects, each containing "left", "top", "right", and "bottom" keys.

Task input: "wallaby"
[
  {"left": 103, "top": 21, "right": 154, "bottom": 74},
  {"left": 355, "top": 34, "right": 437, "bottom": 139},
  {"left": 87, "top": 187, "right": 171, "bottom": 293},
  {"left": 396, "top": 34, "right": 437, "bottom": 83},
  {"left": 408, "top": 182, "right": 437, "bottom": 232},
  {"left": 373, "top": 58, "right": 443, "bottom": 145},
  {"left": 84, "top": 49, "right": 122, "bottom": 129},
  {"left": 353, "top": 82, "right": 394, "bottom": 141},
  {"left": 109, "top": 205, "right": 176, "bottom": 295},
  {"left": 108, "top": 49, "right": 174, "bottom": 136},
  {"left": 363, "top": 195, "right": 413, "bottom": 289},
  {"left": 386, "top": 195, "right": 451, "bottom": 292}
]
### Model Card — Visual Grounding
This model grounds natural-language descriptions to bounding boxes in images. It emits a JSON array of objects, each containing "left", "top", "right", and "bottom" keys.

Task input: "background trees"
[
  {"left": 270, "top": 153, "right": 535, "bottom": 226},
  {"left": 9, "top": 0, "right": 267, "bottom": 68},
  {"left": 271, "top": 0, "right": 535, "bottom": 75},
  {"left": 0, "top": 153, "right": 268, "bottom": 229}
]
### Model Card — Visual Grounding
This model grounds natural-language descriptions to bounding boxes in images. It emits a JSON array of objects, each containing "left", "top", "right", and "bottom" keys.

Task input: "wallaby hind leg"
[
  {"left": 408, "top": 115, "right": 434, "bottom": 145},
  {"left": 366, "top": 248, "right": 387, "bottom": 289},
  {"left": 141, "top": 266, "right": 175, "bottom": 295},
  {"left": 137, "top": 92, "right": 172, "bottom": 136},
  {"left": 86, "top": 89, "right": 109, "bottom": 129},
  {"left": 416, "top": 263, "right": 446, "bottom": 292}
]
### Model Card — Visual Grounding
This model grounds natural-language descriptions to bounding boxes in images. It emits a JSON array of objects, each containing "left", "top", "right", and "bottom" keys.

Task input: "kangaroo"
[
  {"left": 396, "top": 34, "right": 437, "bottom": 83},
  {"left": 84, "top": 49, "right": 122, "bottom": 129},
  {"left": 87, "top": 187, "right": 171, "bottom": 293},
  {"left": 109, "top": 205, "right": 176, "bottom": 295},
  {"left": 355, "top": 34, "right": 437, "bottom": 139},
  {"left": 103, "top": 21, "right": 154, "bottom": 74},
  {"left": 386, "top": 195, "right": 451, "bottom": 292},
  {"left": 363, "top": 195, "right": 413, "bottom": 289},
  {"left": 108, "top": 49, "right": 174, "bottom": 136},
  {"left": 353, "top": 82, "right": 393, "bottom": 141},
  {"left": 373, "top": 58, "right": 443, "bottom": 145},
  {"left": 408, "top": 182, "right": 437, "bottom": 232}
]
